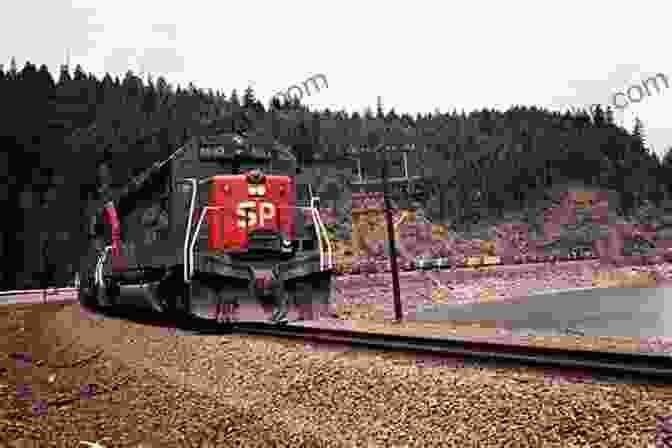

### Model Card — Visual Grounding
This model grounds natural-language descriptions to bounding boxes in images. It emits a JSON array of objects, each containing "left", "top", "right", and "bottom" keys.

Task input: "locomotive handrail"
[
  {"left": 312, "top": 205, "right": 325, "bottom": 270},
  {"left": 183, "top": 179, "right": 198, "bottom": 283},
  {"left": 183, "top": 176, "right": 334, "bottom": 279},
  {"left": 298, "top": 201, "right": 333, "bottom": 271},
  {"left": 188, "top": 202, "right": 334, "bottom": 278},
  {"left": 312, "top": 201, "right": 333, "bottom": 271},
  {"left": 95, "top": 246, "right": 113, "bottom": 289},
  {"left": 319, "top": 209, "right": 334, "bottom": 270},
  {"left": 316, "top": 205, "right": 334, "bottom": 271},
  {"left": 307, "top": 197, "right": 324, "bottom": 271},
  {"left": 306, "top": 185, "right": 333, "bottom": 271},
  {"left": 189, "top": 206, "right": 228, "bottom": 279},
  {"left": 313, "top": 207, "right": 325, "bottom": 270}
]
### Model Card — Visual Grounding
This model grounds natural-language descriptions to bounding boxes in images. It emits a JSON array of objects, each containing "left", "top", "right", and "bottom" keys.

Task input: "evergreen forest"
[{"left": 1, "top": 57, "right": 670, "bottom": 289}]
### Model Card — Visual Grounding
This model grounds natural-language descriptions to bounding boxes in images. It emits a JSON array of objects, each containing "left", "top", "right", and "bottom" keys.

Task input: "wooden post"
[
  {"left": 381, "top": 148, "right": 402, "bottom": 321},
  {"left": 41, "top": 237, "right": 49, "bottom": 304}
]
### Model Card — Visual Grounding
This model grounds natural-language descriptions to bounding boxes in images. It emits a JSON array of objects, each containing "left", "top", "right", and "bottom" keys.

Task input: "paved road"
[{"left": 415, "top": 286, "right": 672, "bottom": 338}]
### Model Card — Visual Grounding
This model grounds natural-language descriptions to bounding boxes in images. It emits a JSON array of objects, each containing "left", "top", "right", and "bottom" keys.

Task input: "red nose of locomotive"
[{"left": 205, "top": 170, "right": 294, "bottom": 254}]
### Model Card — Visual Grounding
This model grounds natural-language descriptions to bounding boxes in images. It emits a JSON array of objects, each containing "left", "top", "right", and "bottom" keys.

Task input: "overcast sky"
[{"left": 3, "top": 0, "right": 671, "bottom": 157}]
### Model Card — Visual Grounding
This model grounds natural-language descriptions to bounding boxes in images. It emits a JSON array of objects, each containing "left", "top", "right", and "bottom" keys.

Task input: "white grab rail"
[
  {"left": 95, "top": 246, "right": 112, "bottom": 288},
  {"left": 185, "top": 182, "right": 335, "bottom": 279},
  {"left": 299, "top": 201, "right": 334, "bottom": 271},
  {"left": 312, "top": 203, "right": 333, "bottom": 270},
  {"left": 189, "top": 206, "right": 227, "bottom": 279},
  {"left": 182, "top": 179, "right": 198, "bottom": 283}
]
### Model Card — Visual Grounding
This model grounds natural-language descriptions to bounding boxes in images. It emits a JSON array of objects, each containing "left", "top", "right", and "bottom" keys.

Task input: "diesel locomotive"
[{"left": 79, "top": 129, "right": 335, "bottom": 324}]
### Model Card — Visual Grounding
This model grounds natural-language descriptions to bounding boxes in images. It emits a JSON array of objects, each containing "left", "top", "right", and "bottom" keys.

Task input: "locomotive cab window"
[{"left": 176, "top": 180, "right": 194, "bottom": 212}]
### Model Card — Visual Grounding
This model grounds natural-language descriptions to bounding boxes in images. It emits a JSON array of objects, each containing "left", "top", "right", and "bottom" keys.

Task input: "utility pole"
[
  {"left": 41, "top": 235, "right": 51, "bottom": 304},
  {"left": 380, "top": 143, "right": 403, "bottom": 322}
]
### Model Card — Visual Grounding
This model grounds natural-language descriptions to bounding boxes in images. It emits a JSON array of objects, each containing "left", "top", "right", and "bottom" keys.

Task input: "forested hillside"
[{"left": 2, "top": 57, "right": 671, "bottom": 289}]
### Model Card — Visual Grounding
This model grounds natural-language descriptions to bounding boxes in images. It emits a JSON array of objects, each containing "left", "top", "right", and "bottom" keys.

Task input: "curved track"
[
  {"left": 230, "top": 321, "right": 672, "bottom": 383},
  {"left": 82, "top": 302, "right": 672, "bottom": 384}
]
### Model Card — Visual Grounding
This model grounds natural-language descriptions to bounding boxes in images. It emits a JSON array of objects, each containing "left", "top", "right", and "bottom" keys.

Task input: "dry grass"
[
  {"left": 592, "top": 269, "right": 659, "bottom": 288},
  {"left": 329, "top": 260, "right": 672, "bottom": 358}
]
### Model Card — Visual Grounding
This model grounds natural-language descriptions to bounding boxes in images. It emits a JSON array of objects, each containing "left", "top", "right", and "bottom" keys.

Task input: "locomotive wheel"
[
  {"left": 101, "top": 277, "right": 120, "bottom": 309},
  {"left": 162, "top": 271, "right": 191, "bottom": 321},
  {"left": 188, "top": 274, "right": 232, "bottom": 323},
  {"left": 293, "top": 281, "right": 314, "bottom": 321},
  {"left": 77, "top": 268, "right": 100, "bottom": 311},
  {"left": 269, "top": 288, "right": 290, "bottom": 324},
  {"left": 164, "top": 285, "right": 187, "bottom": 317},
  {"left": 166, "top": 282, "right": 191, "bottom": 320},
  {"left": 312, "top": 273, "right": 338, "bottom": 319},
  {"left": 215, "top": 282, "right": 243, "bottom": 323},
  {"left": 78, "top": 242, "right": 102, "bottom": 311},
  {"left": 290, "top": 273, "right": 337, "bottom": 321}
]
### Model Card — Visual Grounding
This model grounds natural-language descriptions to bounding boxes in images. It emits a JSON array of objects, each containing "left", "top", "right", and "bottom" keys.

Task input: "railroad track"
[
  {"left": 228, "top": 321, "right": 672, "bottom": 383},
  {"left": 96, "top": 303, "right": 672, "bottom": 384},
  {"left": 5, "top": 279, "right": 672, "bottom": 387}
]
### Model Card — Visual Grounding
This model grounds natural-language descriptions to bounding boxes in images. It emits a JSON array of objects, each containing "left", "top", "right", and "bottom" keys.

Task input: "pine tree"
[
  {"left": 242, "top": 84, "right": 257, "bottom": 109},
  {"left": 8, "top": 57, "right": 18, "bottom": 79},
  {"left": 363, "top": 107, "right": 374, "bottom": 121},
  {"left": 376, "top": 96, "right": 384, "bottom": 118},
  {"left": 142, "top": 74, "right": 157, "bottom": 117},
  {"left": 230, "top": 89, "right": 240, "bottom": 108},
  {"left": 632, "top": 117, "right": 647, "bottom": 153},
  {"left": 155, "top": 75, "right": 171, "bottom": 97},
  {"left": 385, "top": 108, "right": 398, "bottom": 121},
  {"left": 57, "top": 63, "right": 71, "bottom": 86},
  {"left": 660, "top": 146, "right": 672, "bottom": 197},
  {"left": 269, "top": 95, "right": 283, "bottom": 111},
  {"left": 36, "top": 64, "right": 55, "bottom": 96},
  {"left": 73, "top": 64, "right": 86, "bottom": 82},
  {"left": 604, "top": 105, "right": 616, "bottom": 126}
]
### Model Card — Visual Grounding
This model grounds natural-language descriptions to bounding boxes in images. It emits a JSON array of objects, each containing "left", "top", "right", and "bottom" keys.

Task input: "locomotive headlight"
[{"left": 248, "top": 185, "right": 266, "bottom": 196}]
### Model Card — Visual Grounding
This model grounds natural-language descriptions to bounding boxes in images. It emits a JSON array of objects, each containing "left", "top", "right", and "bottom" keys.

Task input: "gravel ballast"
[
  {"left": 3, "top": 260, "right": 672, "bottom": 446},
  {"left": 1, "top": 301, "right": 671, "bottom": 447}
]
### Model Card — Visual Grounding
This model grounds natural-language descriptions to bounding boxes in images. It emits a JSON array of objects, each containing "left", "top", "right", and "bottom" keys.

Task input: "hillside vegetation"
[{"left": 2, "top": 58, "right": 671, "bottom": 288}]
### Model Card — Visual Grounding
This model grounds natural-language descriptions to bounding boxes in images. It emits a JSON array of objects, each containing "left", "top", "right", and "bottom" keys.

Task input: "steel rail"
[
  {"left": 0, "top": 288, "right": 77, "bottom": 297},
  {"left": 229, "top": 320, "right": 672, "bottom": 382}
]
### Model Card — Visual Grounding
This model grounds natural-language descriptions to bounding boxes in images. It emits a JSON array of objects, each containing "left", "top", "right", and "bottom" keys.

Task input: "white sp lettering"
[{"left": 237, "top": 201, "right": 275, "bottom": 228}]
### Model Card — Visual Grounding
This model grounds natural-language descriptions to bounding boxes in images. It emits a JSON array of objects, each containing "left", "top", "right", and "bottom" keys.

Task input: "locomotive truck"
[{"left": 78, "top": 130, "right": 335, "bottom": 324}]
